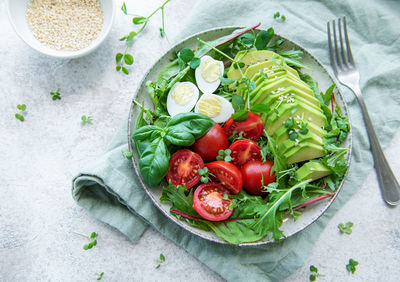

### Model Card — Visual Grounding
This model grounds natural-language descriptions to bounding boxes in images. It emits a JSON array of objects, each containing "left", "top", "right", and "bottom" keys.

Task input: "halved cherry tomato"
[
  {"left": 206, "top": 161, "right": 243, "bottom": 194},
  {"left": 224, "top": 111, "right": 264, "bottom": 141},
  {"left": 192, "top": 124, "right": 228, "bottom": 161},
  {"left": 166, "top": 149, "right": 204, "bottom": 189},
  {"left": 193, "top": 182, "right": 233, "bottom": 221},
  {"left": 240, "top": 160, "right": 276, "bottom": 195},
  {"left": 228, "top": 139, "right": 262, "bottom": 168}
]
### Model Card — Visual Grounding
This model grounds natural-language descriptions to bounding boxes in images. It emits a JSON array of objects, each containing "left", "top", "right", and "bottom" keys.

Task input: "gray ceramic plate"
[{"left": 127, "top": 26, "right": 352, "bottom": 246}]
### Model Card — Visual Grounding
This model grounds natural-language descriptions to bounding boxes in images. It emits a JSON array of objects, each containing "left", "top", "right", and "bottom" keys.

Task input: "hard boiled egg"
[
  {"left": 195, "top": 55, "right": 224, "bottom": 94},
  {"left": 167, "top": 82, "right": 199, "bottom": 117},
  {"left": 195, "top": 94, "right": 234, "bottom": 123}
]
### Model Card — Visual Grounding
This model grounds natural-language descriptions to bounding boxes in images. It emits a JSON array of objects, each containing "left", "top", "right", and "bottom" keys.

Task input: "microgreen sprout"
[
  {"left": 81, "top": 115, "right": 93, "bottom": 125},
  {"left": 346, "top": 259, "right": 359, "bottom": 274},
  {"left": 73, "top": 231, "right": 98, "bottom": 250},
  {"left": 216, "top": 149, "right": 232, "bottom": 162},
  {"left": 177, "top": 48, "right": 201, "bottom": 70},
  {"left": 15, "top": 104, "right": 26, "bottom": 122},
  {"left": 122, "top": 151, "right": 133, "bottom": 160},
  {"left": 198, "top": 167, "right": 210, "bottom": 183},
  {"left": 50, "top": 88, "right": 61, "bottom": 100},
  {"left": 274, "top": 12, "right": 286, "bottom": 22},
  {"left": 309, "top": 265, "right": 324, "bottom": 281},
  {"left": 228, "top": 131, "right": 245, "bottom": 143},
  {"left": 338, "top": 222, "right": 353, "bottom": 234},
  {"left": 284, "top": 117, "right": 309, "bottom": 141},
  {"left": 97, "top": 272, "right": 104, "bottom": 280},
  {"left": 117, "top": 0, "right": 170, "bottom": 74},
  {"left": 155, "top": 253, "right": 166, "bottom": 269}
]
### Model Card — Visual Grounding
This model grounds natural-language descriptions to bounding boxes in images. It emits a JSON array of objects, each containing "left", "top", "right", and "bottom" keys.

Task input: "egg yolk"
[
  {"left": 171, "top": 83, "right": 194, "bottom": 105},
  {"left": 201, "top": 59, "right": 221, "bottom": 83},
  {"left": 197, "top": 96, "right": 221, "bottom": 118}
]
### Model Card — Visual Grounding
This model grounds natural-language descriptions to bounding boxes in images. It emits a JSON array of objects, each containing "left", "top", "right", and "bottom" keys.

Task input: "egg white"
[
  {"left": 167, "top": 82, "right": 199, "bottom": 117},
  {"left": 195, "top": 93, "right": 234, "bottom": 123},
  {"left": 195, "top": 55, "right": 224, "bottom": 94}
]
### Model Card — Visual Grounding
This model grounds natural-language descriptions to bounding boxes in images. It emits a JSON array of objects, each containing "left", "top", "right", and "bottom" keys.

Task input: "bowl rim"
[
  {"left": 127, "top": 25, "right": 353, "bottom": 246},
  {"left": 6, "top": 0, "right": 115, "bottom": 59}
]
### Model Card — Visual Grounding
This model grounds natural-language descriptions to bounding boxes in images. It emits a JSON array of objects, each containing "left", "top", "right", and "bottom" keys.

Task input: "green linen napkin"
[{"left": 72, "top": 0, "right": 400, "bottom": 280}]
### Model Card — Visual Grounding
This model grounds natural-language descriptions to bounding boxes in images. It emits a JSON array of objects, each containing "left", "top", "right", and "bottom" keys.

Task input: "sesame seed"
[{"left": 26, "top": 0, "right": 104, "bottom": 51}]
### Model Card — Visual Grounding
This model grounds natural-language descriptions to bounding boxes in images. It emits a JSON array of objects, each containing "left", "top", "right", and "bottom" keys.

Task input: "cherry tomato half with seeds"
[
  {"left": 193, "top": 182, "right": 233, "bottom": 221},
  {"left": 240, "top": 160, "right": 276, "bottom": 195},
  {"left": 166, "top": 149, "right": 204, "bottom": 189},
  {"left": 224, "top": 111, "right": 264, "bottom": 141},
  {"left": 192, "top": 124, "right": 228, "bottom": 161},
  {"left": 228, "top": 139, "right": 262, "bottom": 168},
  {"left": 206, "top": 161, "right": 243, "bottom": 194}
]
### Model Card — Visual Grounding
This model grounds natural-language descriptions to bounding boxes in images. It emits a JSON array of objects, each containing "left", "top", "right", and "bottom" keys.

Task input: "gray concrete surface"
[{"left": 1, "top": 0, "right": 400, "bottom": 281}]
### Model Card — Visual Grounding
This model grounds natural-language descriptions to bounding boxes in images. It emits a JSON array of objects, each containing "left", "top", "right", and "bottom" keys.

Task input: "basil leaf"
[
  {"left": 231, "top": 110, "right": 248, "bottom": 122},
  {"left": 139, "top": 137, "right": 170, "bottom": 187},
  {"left": 166, "top": 113, "right": 214, "bottom": 141},
  {"left": 165, "top": 129, "right": 195, "bottom": 146},
  {"left": 255, "top": 28, "right": 274, "bottom": 50},
  {"left": 131, "top": 125, "right": 163, "bottom": 141}
]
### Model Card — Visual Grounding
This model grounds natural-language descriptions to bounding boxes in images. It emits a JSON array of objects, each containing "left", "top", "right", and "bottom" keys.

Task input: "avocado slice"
[
  {"left": 268, "top": 92, "right": 322, "bottom": 113},
  {"left": 278, "top": 131, "right": 324, "bottom": 155},
  {"left": 296, "top": 161, "right": 332, "bottom": 182},
  {"left": 264, "top": 102, "right": 327, "bottom": 136},
  {"left": 283, "top": 142, "right": 327, "bottom": 164},
  {"left": 241, "top": 70, "right": 288, "bottom": 101},
  {"left": 245, "top": 60, "right": 300, "bottom": 82},
  {"left": 227, "top": 50, "right": 293, "bottom": 80},
  {"left": 275, "top": 122, "right": 327, "bottom": 146},
  {"left": 261, "top": 86, "right": 321, "bottom": 109},
  {"left": 250, "top": 76, "right": 315, "bottom": 105}
]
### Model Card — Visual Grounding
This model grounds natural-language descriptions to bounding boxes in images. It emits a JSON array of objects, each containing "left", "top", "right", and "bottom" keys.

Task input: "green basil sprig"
[{"left": 132, "top": 113, "right": 214, "bottom": 186}]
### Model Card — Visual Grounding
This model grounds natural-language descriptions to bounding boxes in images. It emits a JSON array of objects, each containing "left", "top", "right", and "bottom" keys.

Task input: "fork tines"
[{"left": 327, "top": 16, "right": 355, "bottom": 74}]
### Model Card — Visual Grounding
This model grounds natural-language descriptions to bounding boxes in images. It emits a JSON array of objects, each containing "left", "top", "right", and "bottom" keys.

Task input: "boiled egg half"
[
  {"left": 195, "top": 55, "right": 224, "bottom": 94},
  {"left": 167, "top": 82, "right": 199, "bottom": 117},
  {"left": 195, "top": 94, "right": 234, "bottom": 123}
]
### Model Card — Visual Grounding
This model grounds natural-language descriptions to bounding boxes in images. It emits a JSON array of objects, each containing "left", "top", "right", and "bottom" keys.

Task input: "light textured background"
[{"left": 1, "top": 0, "right": 400, "bottom": 281}]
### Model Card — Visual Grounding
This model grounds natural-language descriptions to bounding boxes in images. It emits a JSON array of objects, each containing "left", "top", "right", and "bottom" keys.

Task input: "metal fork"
[{"left": 327, "top": 17, "right": 400, "bottom": 206}]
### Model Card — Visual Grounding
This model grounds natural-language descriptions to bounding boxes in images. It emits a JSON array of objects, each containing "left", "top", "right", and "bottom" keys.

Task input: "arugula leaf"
[
  {"left": 205, "top": 220, "right": 265, "bottom": 244},
  {"left": 263, "top": 129, "right": 287, "bottom": 173},
  {"left": 139, "top": 137, "right": 170, "bottom": 187},
  {"left": 160, "top": 184, "right": 199, "bottom": 216}
]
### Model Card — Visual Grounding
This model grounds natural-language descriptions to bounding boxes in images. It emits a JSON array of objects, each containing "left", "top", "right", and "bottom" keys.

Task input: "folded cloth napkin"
[{"left": 72, "top": 0, "right": 400, "bottom": 280}]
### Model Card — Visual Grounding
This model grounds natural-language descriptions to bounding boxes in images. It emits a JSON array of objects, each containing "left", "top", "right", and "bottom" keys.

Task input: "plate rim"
[{"left": 127, "top": 25, "right": 353, "bottom": 246}]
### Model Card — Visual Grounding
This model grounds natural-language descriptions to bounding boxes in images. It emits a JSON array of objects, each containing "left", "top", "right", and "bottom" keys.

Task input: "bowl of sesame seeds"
[{"left": 7, "top": 0, "right": 115, "bottom": 58}]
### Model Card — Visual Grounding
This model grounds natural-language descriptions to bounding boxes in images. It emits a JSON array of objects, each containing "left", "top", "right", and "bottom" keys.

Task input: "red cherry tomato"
[
  {"left": 224, "top": 111, "right": 264, "bottom": 141},
  {"left": 192, "top": 124, "right": 228, "bottom": 161},
  {"left": 193, "top": 182, "right": 233, "bottom": 221},
  {"left": 166, "top": 149, "right": 204, "bottom": 189},
  {"left": 228, "top": 139, "right": 262, "bottom": 168},
  {"left": 240, "top": 160, "right": 276, "bottom": 195},
  {"left": 206, "top": 161, "right": 243, "bottom": 194}
]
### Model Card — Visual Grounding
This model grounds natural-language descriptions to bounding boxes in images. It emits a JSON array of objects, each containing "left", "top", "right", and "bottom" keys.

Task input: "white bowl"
[{"left": 7, "top": 0, "right": 115, "bottom": 59}]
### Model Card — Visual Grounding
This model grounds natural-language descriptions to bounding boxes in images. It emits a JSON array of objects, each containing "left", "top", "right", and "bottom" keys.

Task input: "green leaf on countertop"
[
  {"left": 116, "top": 53, "right": 123, "bottom": 63},
  {"left": 97, "top": 272, "right": 104, "bottom": 280},
  {"left": 121, "top": 2, "right": 127, "bottom": 15},
  {"left": 124, "top": 54, "right": 134, "bottom": 65},
  {"left": 50, "top": 88, "right": 61, "bottom": 100},
  {"left": 81, "top": 115, "right": 93, "bottom": 125},
  {"left": 346, "top": 258, "right": 359, "bottom": 274},
  {"left": 17, "top": 104, "right": 26, "bottom": 111},
  {"left": 15, "top": 113, "right": 24, "bottom": 122},
  {"left": 338, "top": 221, "right": 353, "bottom": 234},
  {"left": 121, "top": 67, "right": 129, "bottom": 75}
]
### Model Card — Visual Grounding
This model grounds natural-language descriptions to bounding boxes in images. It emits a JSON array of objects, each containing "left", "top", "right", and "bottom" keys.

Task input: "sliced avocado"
[
  {"left": 261, "top": 86, "right": 321, "bottom": 109},
  {"left": 245, "top": 60, "right": 300, "bottom": 82},
  {"left": 250, "top": 76, "right": 315, "bottom": 105},
  {"left": 241, "top": 70, "right": 287, "bottom": 101},
  {"left": 268, "top": 92, "right": 322, "bottom": 113},
  {"left": 296, "top": 161, "right": 332, "bottom": 182},
  {"left": 283, "top": 142, "right": 326, "bottom": 164},
  {"left": 278, "top": 131, "right": 324, "bottom": 155},
  {"left": 227, "top": 50, "right": 289, "bottom": 80},
  {"left": 264, "top": 102, "right": 327, "bottom": 136},
  {"left": 275, "top": 122, "right": 327, "bottom": 146}
]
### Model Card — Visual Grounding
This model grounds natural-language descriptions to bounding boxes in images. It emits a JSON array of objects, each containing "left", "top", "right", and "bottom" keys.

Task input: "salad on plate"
[{"left": 131, "top": 24, "right": 350, "bottom": 244}]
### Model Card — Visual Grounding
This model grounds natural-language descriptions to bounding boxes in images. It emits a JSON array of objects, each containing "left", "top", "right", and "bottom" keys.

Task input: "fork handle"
[{"left": 352, "top": 86, "right": 400, "bottom": 205}]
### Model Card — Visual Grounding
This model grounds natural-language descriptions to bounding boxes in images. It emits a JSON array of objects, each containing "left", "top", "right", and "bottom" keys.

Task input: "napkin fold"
[{"left": 72, "top": 0, "right": 400, "bottom": 280}]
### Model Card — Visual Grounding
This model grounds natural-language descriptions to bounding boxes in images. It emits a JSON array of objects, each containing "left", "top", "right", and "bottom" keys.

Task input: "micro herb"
[
  {"left": 81, "top": 115, "right": 93, "bottom": 125},
  {"left": 177, "top": 48, "right": 201, "bottom": 70},
  {"left": 220, "top": 76, "right": 235, "bottom": 86},
  {"left": 346, "top": 258, "right": 359, "bottom": 274},
  {"left": 274, "top": 12, "right": 286, "bottom": 22},
  {"left": 116, "top": 0, "right": 170, "bottom": 74},
  {"left": 216, "top": 149, "right": 232, "bottom": 162},
  {"left": 259, "top": 69, "right": 268, "bottom": 79},
  {"left": 309, "top": 265, "right": 324, "bottom": 281},
  {"left": 155, "top": 253, "right": 166, "bottom": 269},
  {"left": 122, "top": 151, "right": 133, "bottom": 160},
  {"left": 198, "top": 167, "right": 210, "bottom": 183},
  {"left": 97, "top": 272, "right": 104, "bottom": 280},
  {"left": 50, "top": 88, "right": 61, "bottom": 100},
  {"left": 284, "top": 117, "right": 309, "bottom": 142},
  {"left": 15, "top": 104, "right": 27, "bottom": 122},
  {"left": 255, "top": 28, "right": 274, "bottom": 50},
  {"left": 338, "top": 221, "right": 353, "bottom": 234},
  {"left": 73, "top": 231, "right": 98, "bottom": 250},
  {"left": 228, "top": 130, "right": 245, "bottom": 142}
]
